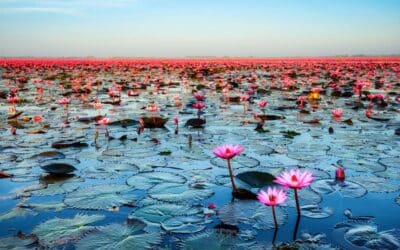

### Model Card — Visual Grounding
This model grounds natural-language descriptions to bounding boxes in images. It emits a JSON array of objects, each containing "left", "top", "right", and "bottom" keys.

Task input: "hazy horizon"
[{"left": 1, "top": 0, "right": 399, "bottom": 57}]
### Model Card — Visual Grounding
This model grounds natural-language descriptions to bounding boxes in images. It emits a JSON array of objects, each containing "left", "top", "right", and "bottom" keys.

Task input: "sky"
[{"left": 0, "top": 0, "right": 399, "bottom": 57}]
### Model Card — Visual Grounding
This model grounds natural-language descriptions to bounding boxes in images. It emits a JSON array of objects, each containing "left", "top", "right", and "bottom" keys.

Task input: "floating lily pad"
[
  {"left": 127, "top": 172, "right": 186, "bottom": 190},
  {"left": 149, "top": 183, "right": 214, "bottom": 203},
  {"left": 64, "top": 184, "right": 135, "bottom": 210},
  {"left": 41, "top": 162, "right": 76, "bottom": 174},
  {"left": 301, "top": 205, "right": 333, "bottom": 219},
  {"left": 218, "top": 200, "right": 288, "bottom": 230},
  {"left": 52, "top": 140, "right": 88, "bottom": 149},
  {"left": 185, "top": 118, "right": 206, "bottom": 128},
  {"left": 351, "top": 175, "right": 400, "bottom": 193},
  {"left": 76, "top": 223, "right": 161, "bottom": 250},
  {"left": 311, "top": 179, "right": 367, "bottom": 198},
  {"left": 129, "top": 204, "right": 202, "bottom": 224},
  {"left": 141, "top": 117, "right": 168, "bottom": 128},
  {"left": 161, "top": 215, "right": 209, "bottom": 234},
  {"left": 337, "top": 159, "right": 386, "bottom": 173},
  {"left": 33, "top": 214, "right": 104, "bottom": 247},
  {"left": 236, "top": 171, "right": 275, "bottom": 188}
]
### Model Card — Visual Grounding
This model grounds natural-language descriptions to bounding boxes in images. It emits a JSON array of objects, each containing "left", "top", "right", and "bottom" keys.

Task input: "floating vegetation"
[{"left": 1, "top": 58, "right": 399, "bottom": 248}]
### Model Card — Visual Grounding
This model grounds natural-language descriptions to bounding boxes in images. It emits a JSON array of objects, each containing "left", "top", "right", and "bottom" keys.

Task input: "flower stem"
[
  {"left": 272, "top": 206, "right": 278, "bottom": 229},
  {"left": 227, "top": 159, "right": 237, "bottom": 193},
  {"left": 294, "top": 188, "right": 301, "bottom": 216}
]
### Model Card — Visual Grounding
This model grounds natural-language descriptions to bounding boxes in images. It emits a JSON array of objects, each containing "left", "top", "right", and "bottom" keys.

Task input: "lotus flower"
[
  {"left": 258, "top": 187, "right": 287, "bottom": 228},
  {"left": 335, "top": 167, "right": 345, "bottom": 182},
  {"left": 97, "top": 118, "right": 111, "bottom": 137},
  {"left": 297, "top": 96, "right": 307, "bottom": 108},
  {"left": 146, "top": 104, "right": 160, "bottom": 113},
  {"left": 331, "top": 108, "right": 343, "bottom": 119},
  {"left": 97, "top": 118, "right": 110, "bottom": 126},
  {"left": 58, "top": 98, "right": 71, "bottom": 105},
  {"left": 213, "top": 144, "right": 244, "bottom": 193},
  {"left": 32, "top": 114, "right": 43, "bottom": 123},
  {"left": 194, "top": 92, "right": 205, "bottom": 101},
  {"left": 58, "top": 98, "right": 71, "bottom": 122},
  {"left": 258, "top": 100, "right": 267, "bottom": 108},
  {"left": 213, "top": 144, "right": 244, "bottom": 160},
  {"left": 193, "top": 102, "right": 206, "bottom": 119},
  {"left": 193, "top": 102, "right": 206, "bottom": 110},
  {"left": 274, "top": 169, "right": 313, "bottom": 215}
]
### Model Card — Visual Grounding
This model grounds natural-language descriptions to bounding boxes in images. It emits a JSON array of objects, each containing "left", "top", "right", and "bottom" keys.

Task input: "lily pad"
[
  {"left": 127, "top": 172, "right": 186, "bottom": 190},
  {"left": 129, "top": 204, "right": 202, "bottom": 224},
  {"left": 64, "top": 184, "right": 135, "bottom": 210},
  {"left": 149, "top": 183, "right": 214, "bottom": 203},
  {"left": 41, "top": 162, "right": 76, "bottom": 174},
  {"left": 311, "top": 179, "right": 367, "bottom": 198},
  {"left": 218, "top": 200, "right": 288, "bottom": 230},
  {"left": 76, "top": 223, "right": 161, "bottom": 250},
  {"left": 236, "top": 171, "right": 275, "bottom": 188},
  {"left": 33, "top": 214, "right": 104, "bottom": 247}
]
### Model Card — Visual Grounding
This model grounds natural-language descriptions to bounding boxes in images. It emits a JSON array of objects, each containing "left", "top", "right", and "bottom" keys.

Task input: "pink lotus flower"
[
  {"left": 331, "top": 108, "right": 343, "bottom": 118},
  {"left": 93, "top": 102, "right": 103, "bottom": 110},
  {"left": 10, "top": 87, "right": 18, "bottom": 94},
  {"left": 58, "top": 98, "right": 71, "bottom": 105},
  {"left": 258, "top": 187, "right": 287, "bottom": 228},
  {"left": 32, "top": 114, "right": 43, "bottom": 123},
  {"left": 213, "top": 144, "right": 244, "bottom": 193},
  {"left": 274, "top": 169, "right": 313, "bottom": 215},
  {"left": 311, "top": 87, "right": 322, "bottom": 93},
  {"left": 335, "top": 167, "right": 345, "bottom": 182},
  {"left": 274, "top": 169, "right": 313, "bottom": 189},
  {"left": 213, "top": 144, "right": 244, "bottom": 160},
  {"left": 258, "top": 100, "right": 267, "bottom": 108},
  {"left": 97, "top": 118, "right": 110, "bottom": 126},
  {"left": 173, "top": 116, "right": 179, "bottom": 125},
  {"left": 207, "top": 203, "right": 217, "bottom": 209},
  {"left": 297, "top": 96, "right": 307, "bottom": 108},
  {"left": 146, "top": 104, "right": 160, "bottom": 113},
  {"left": 7, "top": 96, "right": 19, "bottom": 104},
  {"left": 194, "top": 92, "right": 205, "bottom": 101},
  {"left": 193, "top": 102, "right": 206, "bottom": 110},
  {"left": 258, "top": 187, "right": 287, "bottom": 207},
  {"left": 240, "top": 95, "right": 250, "bottom": 102}
]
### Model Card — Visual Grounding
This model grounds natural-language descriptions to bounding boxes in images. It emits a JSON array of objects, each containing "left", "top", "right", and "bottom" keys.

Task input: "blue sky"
[{"left": 0, "top": 0, "right": 399, "bottom": 57}]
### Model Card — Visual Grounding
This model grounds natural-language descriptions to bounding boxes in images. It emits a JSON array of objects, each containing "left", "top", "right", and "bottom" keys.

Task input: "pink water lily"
[
  {"left": 213, "top": 144, "right": 244, "bottom": 193},
  {"left": 258, "top": 187, "right": 287, "bottom": 228},
  {"left": 213, "top": 144, "right": 243, "bottom": 160},
  {"left": 258, "top": 187, "right": 287, "bottom": 206},
  {"left": 97, "top": 118, "right": 110, "bottom": 126},
  {"left": 335, "top": 167, "right": 345, "bottom": 182},
  {"left": 58, "top": 97, "right": 71, "bottom": 105},
  {"left": 97, "top": 118, "right": 111, "bottom": 137},
  {"left": 58, "top": 98, "right": 71, "bottom": 122},
  {"left": 258, "top": 100, "right": 267, "bottom": 108},
  {"left": 331, "top": 108, "right": 343, "bottom": 118},
  {"left": 274, "top": 169, "right": 313, "bottom": 215},
  {"left": 193, "top": 102, "right": 206, "bottom": 119},
  {"left": 194, "top": 92, "right": 205, "bottom": 101}
]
